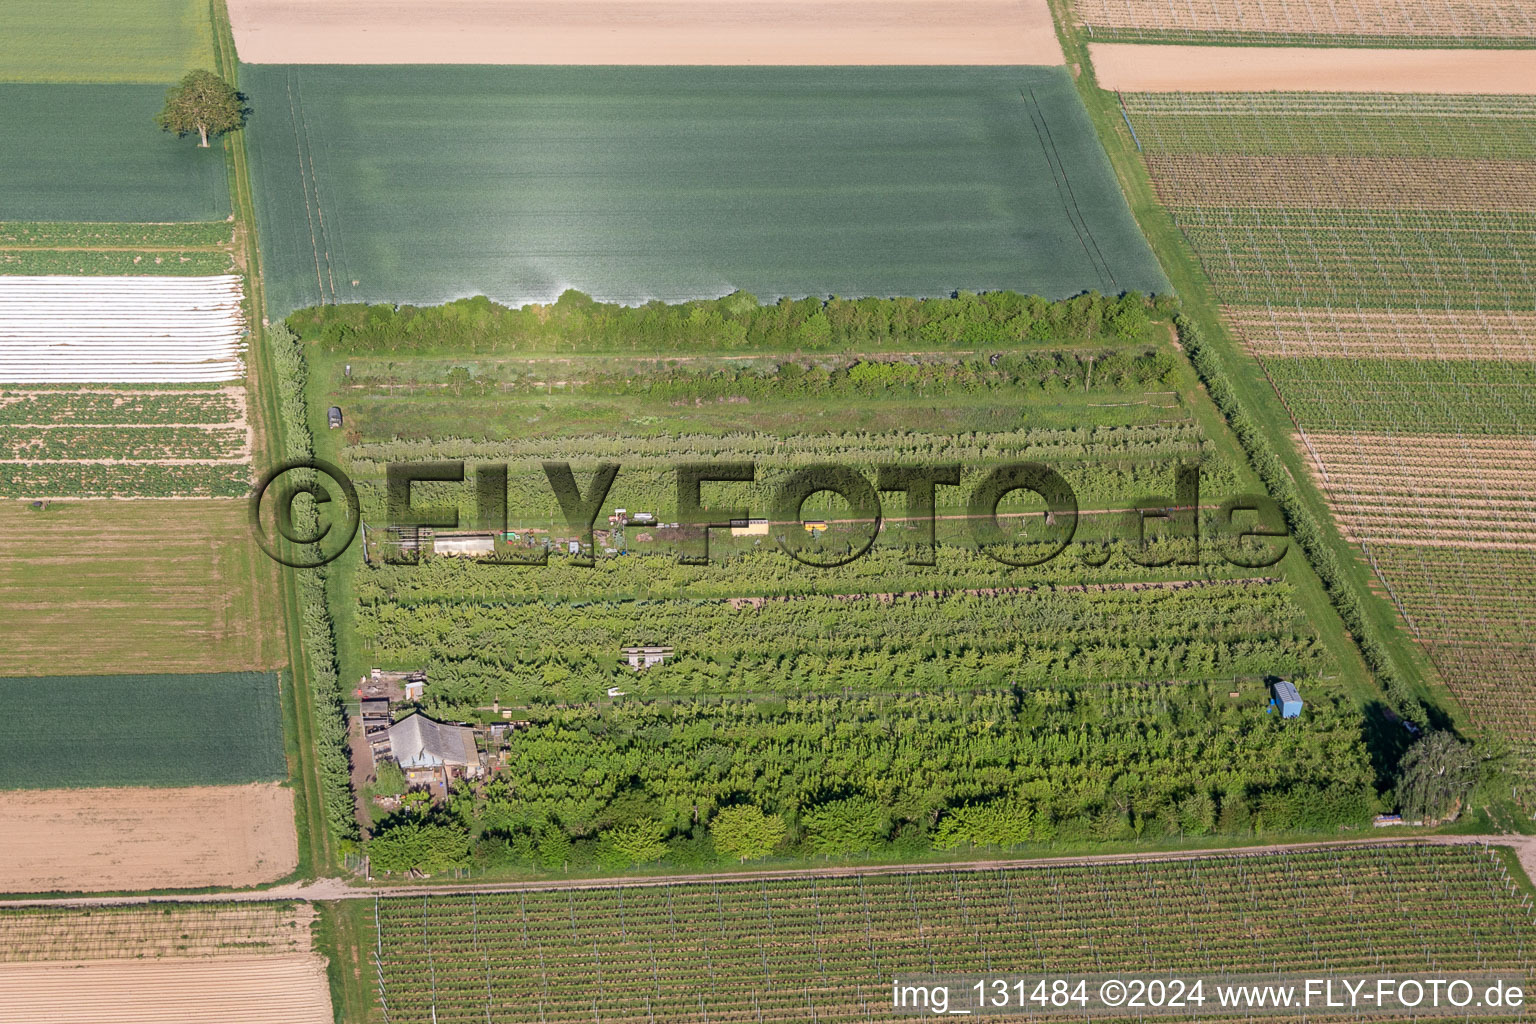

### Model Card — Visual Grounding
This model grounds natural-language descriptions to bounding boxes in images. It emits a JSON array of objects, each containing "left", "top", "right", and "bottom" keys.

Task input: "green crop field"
[
  {"left": 288, "top": 289, "right": 1386, "bottom": 873},
  {"left": 0, "top": 671, "right": 286, "bottom": 788},
  {"left": 0, "top": 0, "right": 215, "bottom": 83},
  {"left": 244, "top": 65, "right": 1169, "bottom": 317},
  {"left": 0, "top": 85, "right": 230, "bottom": 222},
  {"left": 1121, "top": 89, "right": 1536, "bottom": 779},
  {"left": 351, "top": 845, "right": 1533, "bottom": 1023}
]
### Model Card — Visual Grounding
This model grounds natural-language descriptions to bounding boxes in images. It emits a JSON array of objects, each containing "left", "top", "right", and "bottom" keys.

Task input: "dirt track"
[
  {"left": 228, "top": 0, "right": 1063, "bottom": 65},
  {"left": 1092, "top": 44, "right": 1536, "bottom": 93},
  {"left": 2, "top": 833, "right": 1528, "bottom": 909}
]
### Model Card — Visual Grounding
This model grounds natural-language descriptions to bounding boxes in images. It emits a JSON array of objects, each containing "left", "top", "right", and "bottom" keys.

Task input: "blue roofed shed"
[{"left": 1271, "top": 680, "right": 1303, "bottom": 718}]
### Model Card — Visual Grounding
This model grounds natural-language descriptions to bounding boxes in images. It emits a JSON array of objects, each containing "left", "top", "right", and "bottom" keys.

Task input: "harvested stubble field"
[
  {"left": 1092, "top": 45, "right": 1536, "bottom": 94},
  {"left": 0, "top": 85, "right": 229, "bottom": 222},
  {"left": 245, "top": 65, "right": 1167, "bottom": 316},
  {"left": 0, "top": 671, "right": 285, "bottom": 788},
  {"left": 0, "top": 903, "right": 316, "bottom": 961},
  {"left": 0, "top": 0, "right": 215, "bottom": 83},
  {"left": 0, "top": 500, "right": 284, "bottom": 676},
  {"left": 365, "top": 845, "right": 1535, "bottom": 1023},
  {"left": 0, "top": 905, "right": 329, "bottom": 1023},
  {"left": 1073, "top": 0, "right": 1536, "bottom": 46},
  {"left": 0, "top": 782, "right": 297, "bottom": 892},
  {"left": 1121, "top": 88, "right": 1536, "bottom": 772},
  {"left": 229, "top": 0, "right": 1062, "bottom": 65}
]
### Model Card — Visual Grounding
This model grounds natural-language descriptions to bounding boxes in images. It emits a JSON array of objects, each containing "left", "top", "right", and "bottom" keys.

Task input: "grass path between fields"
[{"left": 210, "top": 0, "right": 331, "bottom": 878}]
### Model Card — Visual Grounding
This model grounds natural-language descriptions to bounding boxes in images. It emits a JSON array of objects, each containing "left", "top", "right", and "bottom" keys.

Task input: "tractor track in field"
[{"left": 3, "top": 834, "right": 1529, "bottom": 910}]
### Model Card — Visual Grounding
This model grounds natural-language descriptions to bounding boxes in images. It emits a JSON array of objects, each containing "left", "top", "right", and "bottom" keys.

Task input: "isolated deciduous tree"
[
  {"left": 156, "top": 70, "right": 246, "bottom": 148},
  {"left": 1397, "top": 731, "right": 1481, "bottom": 824},
  {"left": 709, "top": 805, "right": 786, "bottom": 862}
]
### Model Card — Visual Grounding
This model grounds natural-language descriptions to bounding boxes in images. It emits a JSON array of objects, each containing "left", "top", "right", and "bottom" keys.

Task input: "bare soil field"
[
  {"left": 1147, "top": 154, "right": 1536, "bottom": 211},
  {"left": 1229, "top": 307, "right": 1536, "bottom": 361},
  {"left": 0, "top": 783, "right": 297, "bottom": 893},
  {"left": 1091, "top": 44, "right": 1536, "bottom": 93},
  {"left": 1073, "top": 0, "right": 1536, "bottom": 41},
  {"left": 1298, "top": 431, "right": 1536, "bottom": 550},
  {"left": 228, "top": 0, "right": 1063, "bottom": 65},
  {"left": 0, "top": 953, "right": 331, "bottom": 1024},
  {"left": 0, "top": 499, "right": 283, "bottom": 676}
]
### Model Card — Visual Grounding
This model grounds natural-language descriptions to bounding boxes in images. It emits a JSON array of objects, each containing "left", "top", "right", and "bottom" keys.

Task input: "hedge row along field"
[
  {"left": 0, "top": 672, "right": 286, "bottom": 788},
  {"left": 365, "top": 844, "right": 1534, "bottom": 1023},
  {"left": 296, "top": 289, "right": 1381, "bottom": 870},
  {"left": 1072, "top": 0, "right": 1536, "bottom": 47},
  {"left": 1122, "top": 90, "right": 1536, "bottom": 776},
  {"left": 245, "top": 65, "right": 1168, "bottom": 317}
]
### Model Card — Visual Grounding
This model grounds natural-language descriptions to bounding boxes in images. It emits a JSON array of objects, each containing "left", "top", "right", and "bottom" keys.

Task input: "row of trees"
[
  {"left": 400, "top": 348, "right": 1181, "bottom": 402},
  {"left": 270, "top": 323, "right": 359, "bottom": 843},
  {"left": 291, "top": 289, "right": 1172, "bottom": 355}
]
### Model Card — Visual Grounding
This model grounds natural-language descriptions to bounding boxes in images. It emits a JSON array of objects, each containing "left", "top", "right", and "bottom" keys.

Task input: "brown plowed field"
[
  {"left": 228, "top": 0, "right": 1063, "bottom": 65},
  {"left": 1227, "top": 306, "right": 1536, "bottom": 361},
  {"left": 1297, "top": 431, "right": 1536, "bottom": 549},
  {"left": 1148, "top": 155, "right": 1536, "bottom": 212},
  {"left": 0, "top": 784, "right": 297, "bottom": 893},
  {"left": 0, "top": 499, "right": 283, "bottom": 676},
  {"left": 1091, "top": 44, "right": 1536, "bottom": 94},
  {"left": 0, "top": 953, "right": 331, "bottom": 1024},
  {"left": 1073, "top": 0, "right": 1536, "bottom": 40}
]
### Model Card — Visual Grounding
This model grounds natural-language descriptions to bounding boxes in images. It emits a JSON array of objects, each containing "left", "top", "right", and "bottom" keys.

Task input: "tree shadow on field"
[{"left": 1363, "top": 699, "right": 1422, "bottom": 792}]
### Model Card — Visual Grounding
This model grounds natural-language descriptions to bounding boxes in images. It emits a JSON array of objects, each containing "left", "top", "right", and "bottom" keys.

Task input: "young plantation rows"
[
  {"left": 341, "top": 423, "right": 1238, "bottom": 526},
  {"left": 1225, "top": 307, "right": 1536, "bottom": 362},
  {"left": 1370, "top": 544, "right": 1536, "bottom": 765},
  {"left": 1123, "top": 90, "right": 1536, "bottom": 775},
  {"left": 369, "top": 845, "right": 1534, "bottom": 1024},
  {"left": 1074, "top": 0, "right": 1536, "bottom": 45},
  {"left": 361, "top": 577, "right": 1327, "bottom": 706},
  {"left": 1121, "top": 93, "right": 1536, "bottom": 160}
]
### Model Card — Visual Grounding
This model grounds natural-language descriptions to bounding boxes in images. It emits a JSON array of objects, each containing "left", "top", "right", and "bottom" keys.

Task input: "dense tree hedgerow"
[
  {"left": 271, "top": 322, "right": 359, "bottom": 844},
  {"left": 290, "top": 289, "right": 1167, "bottom": 356}
]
